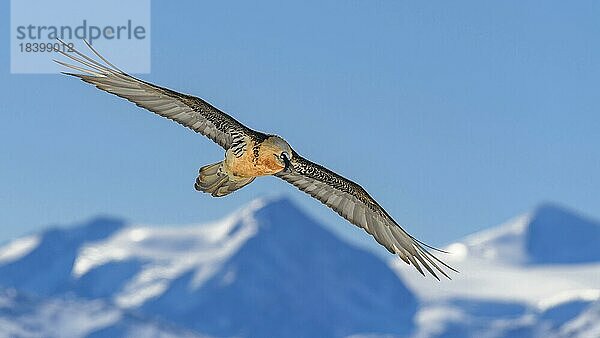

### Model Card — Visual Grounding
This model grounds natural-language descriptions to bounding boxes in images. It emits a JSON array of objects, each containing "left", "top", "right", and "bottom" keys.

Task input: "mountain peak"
[
  {"left": 140, "top": 197, "right": 417, "bottom": 337},
  {"left": 250, "top": 195, "right": 300, "bottom": 218},
  {"left": 525, "top": 203, "right": 600, "bottom": 264},
  {"left": 531, "top": 202, "right": 579, "bottom": 222},
  {"left": 453, "top": 203, "right": 600, "bottom": 265},
  {"left": 0, "top": 197, "right": 417, "bottom": 338},
  {"left": 42, "top": 216, "right": 126, "bottom": 242},
  {"left": 0, "top": 216, "right": 127, "bottom": 296}
]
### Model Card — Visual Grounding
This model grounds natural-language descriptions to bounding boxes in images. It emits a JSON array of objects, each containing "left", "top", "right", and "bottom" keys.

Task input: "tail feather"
[{"left": 194, "top": 161, "right": 255, "bottom": 197}]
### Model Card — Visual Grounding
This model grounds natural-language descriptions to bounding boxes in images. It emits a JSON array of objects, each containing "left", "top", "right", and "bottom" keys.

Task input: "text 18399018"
[{"left": 18, "top": 42, "right": 74, "bottom": 53}]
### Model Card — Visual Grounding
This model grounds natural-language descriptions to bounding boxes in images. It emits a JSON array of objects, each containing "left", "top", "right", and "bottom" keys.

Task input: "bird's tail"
[{"left": 194, "top": 161, "right": 255, "bottom": 197}]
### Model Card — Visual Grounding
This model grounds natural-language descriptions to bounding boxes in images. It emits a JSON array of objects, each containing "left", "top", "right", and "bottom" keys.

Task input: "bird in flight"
[{"left": 54, "top": 40, "right": 456, "bottom": 280}]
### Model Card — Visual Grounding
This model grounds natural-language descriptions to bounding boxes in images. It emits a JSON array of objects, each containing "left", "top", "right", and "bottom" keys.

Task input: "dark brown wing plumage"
[
  {"left": 56, "top": 41, "right": 456, "bottom": 279},
  {"left": 53, "top": 40, "right": 252, "bottom": 149},
  {"left": 277, "top": 151, "right": 457, "bottom": 280}
]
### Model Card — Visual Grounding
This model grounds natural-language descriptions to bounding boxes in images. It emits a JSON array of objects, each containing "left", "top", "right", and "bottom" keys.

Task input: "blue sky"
[{"left": 1, "top": 1, "right": 599, "bottom": 251}]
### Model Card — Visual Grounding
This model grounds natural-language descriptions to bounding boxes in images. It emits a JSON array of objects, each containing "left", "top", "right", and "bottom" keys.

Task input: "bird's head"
[{"left": 263, "top": 135, "right": 293, "bottom": 173}]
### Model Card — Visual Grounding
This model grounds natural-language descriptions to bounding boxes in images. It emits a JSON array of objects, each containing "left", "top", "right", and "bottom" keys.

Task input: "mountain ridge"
[
  {"left": 441, "top": 202, "right": 600, "bottom": 266},
  {"left": 1, "top": 198, "right": 599, "bottom": 337},
  {"left": 0, "top": 197, "right": 418, "bottom": 338}
]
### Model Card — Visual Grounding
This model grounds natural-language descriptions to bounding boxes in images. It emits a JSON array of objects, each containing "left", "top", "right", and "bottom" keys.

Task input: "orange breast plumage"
[{"left": 225, "top": 141, "right": 284, "bottom": 178}]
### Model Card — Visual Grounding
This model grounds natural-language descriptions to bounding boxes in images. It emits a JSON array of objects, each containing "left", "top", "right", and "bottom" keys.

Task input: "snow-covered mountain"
[
  {"left": 0, "top": 197, "right": 416, "bottom": 338},
  {"left": 444, "top": 203, "right": 600, "bottom": 266},
  {"left": 393, "top": 203, "right": 600, "bottom": 338},
  {"left": 0, "top": 199, "right": 598, "bottom": 338},
  {"left": 0, "top": 288, "right": 207, "bottom": 338}
]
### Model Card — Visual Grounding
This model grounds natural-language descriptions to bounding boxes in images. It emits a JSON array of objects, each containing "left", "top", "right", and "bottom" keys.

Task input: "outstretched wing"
[
  {"left": 53, "top": 40, "right": 251, "bottom": 150},
  {"left": 277, "top": 151, "right": 457, "bottom": 280}
]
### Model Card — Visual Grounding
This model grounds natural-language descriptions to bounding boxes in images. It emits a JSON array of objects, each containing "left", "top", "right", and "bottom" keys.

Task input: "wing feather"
[
  {"left": 277, "top": 151, "right": 457, "bottom": 280},
  {"left": 54, "top": 40, "right": 252, "bottom": 149},
  {"left": 55, "top": 41, "right": 456, "bottom": 279}
]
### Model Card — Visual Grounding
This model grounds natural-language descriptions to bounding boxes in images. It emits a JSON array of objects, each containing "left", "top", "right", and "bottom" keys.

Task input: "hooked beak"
[{"left": 282, "top": 155, "right": 292, "bottom": 173}]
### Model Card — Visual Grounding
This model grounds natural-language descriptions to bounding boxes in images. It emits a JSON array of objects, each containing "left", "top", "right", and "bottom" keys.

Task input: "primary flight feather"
[{"left": 54, "top": 40, "right": 457, "bottom": 280}]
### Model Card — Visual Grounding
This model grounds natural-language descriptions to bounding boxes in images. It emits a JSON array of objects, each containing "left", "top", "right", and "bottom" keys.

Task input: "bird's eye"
[{"left": 280, "top": 152, "right": 289, "bottom": 160}]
